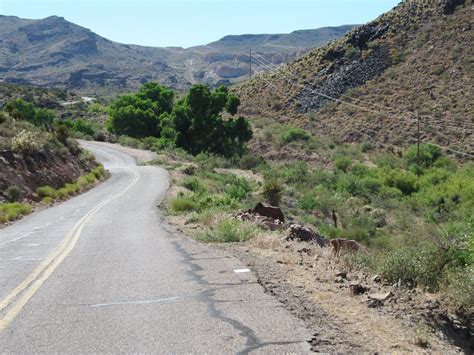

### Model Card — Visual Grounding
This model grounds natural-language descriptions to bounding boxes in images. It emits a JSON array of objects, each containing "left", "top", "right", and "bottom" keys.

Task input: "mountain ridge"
[{"left": 0, "top": 15, "right": 355, "bottom": 93}]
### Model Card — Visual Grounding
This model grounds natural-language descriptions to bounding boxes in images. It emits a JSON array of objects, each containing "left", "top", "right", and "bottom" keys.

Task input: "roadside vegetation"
[
  {"left": 0, "top": 165, "right": 106, "bottom": 224},
  {"left": 155, "top": 131, "right": 472, "bottom": 311},
  {"left": 1, "top": 82, "right": 471, "bottom": 311},
  {"left": 0, "top": 202, "right": 32, "bottom": 223},
  {"left": 36, "top": 165, "right": 106, "bottom": 204}
]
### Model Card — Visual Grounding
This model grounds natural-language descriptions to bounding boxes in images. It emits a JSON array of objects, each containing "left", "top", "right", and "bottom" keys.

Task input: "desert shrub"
[
  {"left": 359, "top": 177, "right": 383, "bottom": 195},
  {"left": 91, "top": 165, "right": 106, "bottom": 179},
  {"left": 56, "top": 188, "right": 68, "bottom": 199},
  {"left": 64, "top": 183, "right": 80, "bottom": 195},
  {"left": 117, "top": 135, "right": 141, "bottom": 148},
  {"left": 280, "top": 127, "right": 311, "bottom": 144},
  {"left": 441, "top": 267, "right": 474, "bottom": 309},
  {"left": 182, "top": 177, "right": 207, "bottom": 193},
  {"left": 85, "top": 173, "right": 97, "bottom": 184},
  {"left": 0, "top": 111, "right": 8, "bottom": 124},
  {"left": 280, "top": 161, "right": 309, "bottom": 184},
  {"left": 42, "top": 196, "right": 53, "bottom": 205},
  {"left": 336, "top": 174, "right": 366, "bottom": 197},
  {"left": 299, "top": 193, "right": 318, "bottom": 212},
  {"left": 36, "top": 185, "right": 56, "bottom": 198},
  {"left": 262, "top": 178, "right": 283, "bottom": 206},
  {"left": 53, "top": 123, "right": 70, "bottom": 144},
  {"left": 5, "top": 185, "right": 20, "bottom": 202},
  {"left": 170, "top": 195, "right": 201, "bottom": 213},
  {"left": 220, "top": 174, "right": 252, "bottom": 199},
  {"left": 378, "top": 245, "right": 444, "bottom": 289},
  {"left": 361, "top": 142, "right": 374, "bottom": 152},
  {"left": 0, "top": 202, "right": 32, "bottom": 223},
  {"left": 404, "top": 144, "right": 443, "bottom": 168},
  {"left": 94, "top": 131, "right": 106, "bottom": 142},
  {"left": 77, "top": 176, "right": 89, "bottom": 188},
  {"left": 72, "top": 119, "right": 95, "bottom": 136},
  {"left": 379, "top": 186, "right": 404, "bottom": 199},
  {"left": 334, "top": 156, "right": 353, "bottom": 172},
  {"left": 197, "top": 219, "right": 259, "bottom": 243},
  {"left": 238, "top": 154, "right": 263, "bottom": 170},
  {"left": 11, "top": 130, "right": 43, "bottom": 154},
  {"left": 384, "top": 169, "right": 419, "bottom": 195}
]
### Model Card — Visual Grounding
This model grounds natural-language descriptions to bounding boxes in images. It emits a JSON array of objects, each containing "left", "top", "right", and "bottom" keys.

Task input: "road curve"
[{"left": 0, "top": 141, "right": 310, "bottom": 353}]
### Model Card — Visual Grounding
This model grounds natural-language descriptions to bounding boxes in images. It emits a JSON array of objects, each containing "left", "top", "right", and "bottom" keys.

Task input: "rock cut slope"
[{"left": 236, "top": 0, "right": 473, "bottom": 157}]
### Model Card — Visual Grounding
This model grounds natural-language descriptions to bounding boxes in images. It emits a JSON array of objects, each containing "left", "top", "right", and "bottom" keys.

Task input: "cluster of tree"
[
  {"left": 5, "top": 98, "right": 55, "bottom": 128},
  {"left": 4, "top": 98, "right": 101, "bottom": 142},
  {"left": 107, "top": 83, "right": 252, "bottom": 156}
]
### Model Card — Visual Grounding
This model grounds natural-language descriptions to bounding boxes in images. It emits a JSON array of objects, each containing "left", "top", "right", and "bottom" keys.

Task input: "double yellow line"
[{"left": 0, "top": 168, "right": 139, "bottom": 332}]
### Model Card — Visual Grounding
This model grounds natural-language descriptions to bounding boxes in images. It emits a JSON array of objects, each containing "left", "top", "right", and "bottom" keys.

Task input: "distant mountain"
[
  {"left": 0, "top": 15, "right": 355, "bottom": 93},
  {"left": 202, "top": 26, "right": 356, "bottom": 52}
]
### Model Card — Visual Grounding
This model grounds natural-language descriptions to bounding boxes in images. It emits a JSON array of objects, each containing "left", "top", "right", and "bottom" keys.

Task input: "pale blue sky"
[{"left": 0, "top": 0, "right": 400, "bottom": 48}]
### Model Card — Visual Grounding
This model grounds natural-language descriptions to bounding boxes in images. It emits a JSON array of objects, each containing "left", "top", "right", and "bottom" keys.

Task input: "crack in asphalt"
[{"left": 171, "top": 240, "right": 265, "bottom": 354}]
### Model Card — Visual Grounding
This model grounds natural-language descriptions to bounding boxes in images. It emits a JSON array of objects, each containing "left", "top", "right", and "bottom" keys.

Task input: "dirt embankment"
[
  {"left": 0, "top": 145, "right": 95, "bottom": 201},
  {"left": 225, "top": 237, "right": 471, "bottom": 353}
]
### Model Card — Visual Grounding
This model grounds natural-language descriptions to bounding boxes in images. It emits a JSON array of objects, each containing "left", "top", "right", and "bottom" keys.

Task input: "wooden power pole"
[
  {"left": 249, "top": 48, "right": 252, "bottom": 79},
  {"left": 416, "top": 111, "right": 421, "bottom": 175}
]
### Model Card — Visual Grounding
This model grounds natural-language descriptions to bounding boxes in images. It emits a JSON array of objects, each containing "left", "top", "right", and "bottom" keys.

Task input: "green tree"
[
  {"left": 5, "top": 99, "right": 35, "bottom": 122},
  {"left": 33, "top": 108, "right": 55, "bottom": 128},
  {"left": 170, "top": 84, "right": 252, "bottom": 156},
  {"left": 106, "top": 83, "right": 173, "bottom": 138}
]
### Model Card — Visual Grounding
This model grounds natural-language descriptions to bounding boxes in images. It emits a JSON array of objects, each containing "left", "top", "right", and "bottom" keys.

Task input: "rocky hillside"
[
  {"left": 236, "top": 0, "right": 473, "bottom": 158},
  {"left": 0, "top": 15, "right": 354, "bottom": 93}
]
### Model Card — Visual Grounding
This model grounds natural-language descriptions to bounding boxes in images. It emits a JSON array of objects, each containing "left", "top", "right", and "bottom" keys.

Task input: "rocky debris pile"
[
  {"left": 251, "top": 202, "right": 285, "bottom": 222},
  {"left": 235, "top": 202, "right": 285, "bottom": 231},
  {"left": 285, "top": 223, "right": 329, "bottom": 247},
  {"left": 236, "top": 210, "right": 285, "bottom": 231},
  {"left": 235, "top": 203, "right": 367, "bottom": 255},
  {"left": 295, "top": 45, "right": 391, "bottom": 113}
]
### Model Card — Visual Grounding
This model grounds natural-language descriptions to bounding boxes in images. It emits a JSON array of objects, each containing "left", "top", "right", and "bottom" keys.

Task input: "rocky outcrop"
[
  {"left": 236, "top": 210, "right": 284, "bottom": 231},
  {"left": 0, "top": 146, "right": 95, "bottom": 199},
  {"left": 251, "top": 202, "right": 285, "bottom": 222},
  {"left": 285, "top": 224, "right": 329, "bottom": 247},
  {"left": 438, "top": 0, "right": 465, "bottom": 14},
  {"left": 295, "top": 45, "right": 391, "bottom": 112}
]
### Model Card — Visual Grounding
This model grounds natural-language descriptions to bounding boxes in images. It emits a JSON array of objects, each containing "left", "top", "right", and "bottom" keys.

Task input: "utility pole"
[
  {"left": 249, "top": 48, "right": 252, "bottom": 79},
  {"left": 416, "top": 111, "right": 421, "bottom": 174}
]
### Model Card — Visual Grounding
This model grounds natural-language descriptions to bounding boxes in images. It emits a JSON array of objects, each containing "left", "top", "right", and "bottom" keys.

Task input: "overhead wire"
[
  {"left": 250, "top": 52, "right": 474, "bottom": 158},
  {"left": 252, "top": 52, "right": 474, "bottom": 133}
]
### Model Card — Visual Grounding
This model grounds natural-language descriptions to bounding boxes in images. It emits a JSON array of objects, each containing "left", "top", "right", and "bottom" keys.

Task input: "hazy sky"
[{"left": 1, "top": 0, "right": 400, "bottom": 48}]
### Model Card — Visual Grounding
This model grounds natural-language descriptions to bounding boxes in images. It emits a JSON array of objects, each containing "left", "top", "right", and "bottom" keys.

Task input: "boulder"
[
  {"left": 251, "top": 202, "right": 285, "bottom": 222},
  {"left": 235, "top": 210, "right": 284, "bottom": 231},
  {"left": 349, "top": 282, "right": 367, "bottom": 296},
  {"left": 285, "top": 224, "right": 329, "bottom": 247}
]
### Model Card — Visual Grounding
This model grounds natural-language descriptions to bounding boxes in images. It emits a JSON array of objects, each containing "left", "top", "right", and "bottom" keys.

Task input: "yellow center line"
[{"left": 0, "top": 168, "right": 140, "bottom": 332}]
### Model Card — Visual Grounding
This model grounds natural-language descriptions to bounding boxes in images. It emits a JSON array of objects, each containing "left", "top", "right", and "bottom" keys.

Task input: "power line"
[
  {"left": 250, "top": 52, "right": 474, "bottom": 158},
  {"left": 252, "top": 64, "right": 397, "bottom": 151},
  {"left": 252, "top": 52, "right": 474, "bottom": 133}
]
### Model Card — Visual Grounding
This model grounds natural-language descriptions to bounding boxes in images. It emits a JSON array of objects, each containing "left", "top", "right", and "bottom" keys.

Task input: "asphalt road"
[{"left": 0, "top": 141, "right": 310, "bottom": 353}]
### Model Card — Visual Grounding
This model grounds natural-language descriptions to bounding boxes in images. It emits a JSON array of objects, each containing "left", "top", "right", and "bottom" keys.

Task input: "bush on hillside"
[
  {"left": 11, "top": 130, "right": 43, "bottom": 154},
  {"left": 404, "top": 143, "right": 443, "bottom": 168},
  {"left": 280, "top": 127, "right": 311, "bottom": 144}
]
